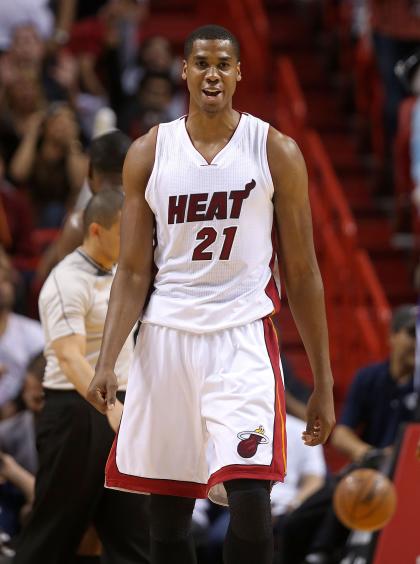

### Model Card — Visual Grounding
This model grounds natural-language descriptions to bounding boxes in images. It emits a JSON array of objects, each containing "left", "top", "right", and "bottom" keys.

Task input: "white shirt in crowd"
[
  {"left": 0, "top": 313, "right": 44, "bottom": 406},
  {"left": 0, "top": 0, "right": 53, "bottom": 49},
  {"left": 39, "top": 249, "right": 133, "bottom": 391},
  {"left": 270, "top": 415, "right": 327, "bottom": 517}
]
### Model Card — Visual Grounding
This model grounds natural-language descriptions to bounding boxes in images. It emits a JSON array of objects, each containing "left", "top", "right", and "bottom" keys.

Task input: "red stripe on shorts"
[
  {"left": 105, "top": 435, "right": 208, "bottom": 498},
  {"left": 105, "top": 316, "right": 287, "bottom": 498},
  {"left": 264, "top": 316, "right": 287, "bottom": 475},
  {"left": 207, "top": 316, "right": 287, "bottom": 487}
]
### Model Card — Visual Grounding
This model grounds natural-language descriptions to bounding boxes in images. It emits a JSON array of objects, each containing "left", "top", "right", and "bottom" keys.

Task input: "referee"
[{"left": 14, "top": 190, "right": 150, "bottom": 564}]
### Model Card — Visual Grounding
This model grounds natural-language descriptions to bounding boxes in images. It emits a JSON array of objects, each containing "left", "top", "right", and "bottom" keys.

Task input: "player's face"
[{"left": 182, "top": 39, "right": 241, "bottom": 114}]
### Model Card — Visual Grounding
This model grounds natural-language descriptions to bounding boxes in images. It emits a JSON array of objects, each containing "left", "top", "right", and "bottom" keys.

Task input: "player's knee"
[
  {"left": 150, "top": 495, "right": 195, "bottom": 542},
  {"left": 225, "top": 479, "right": 272, "bottom": 543}
]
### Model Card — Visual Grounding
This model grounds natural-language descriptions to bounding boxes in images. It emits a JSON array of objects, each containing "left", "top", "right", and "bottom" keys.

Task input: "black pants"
[{"left": 14, "top": 390, "right": 150, "bottom": 564}]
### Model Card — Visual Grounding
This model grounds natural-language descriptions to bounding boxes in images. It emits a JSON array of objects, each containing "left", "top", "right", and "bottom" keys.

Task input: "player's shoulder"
[
  {"left": 124, "top": 126, "right": 160, "bottom": 177},
  {"left": 267, "top": 126, "right": 302, "bottom": 160},
  {"left": 266, "top": 126, "right": 306, "bottom": 187},
  {"left": 128, "top": 117, "right": 183, "bottom": 157}
]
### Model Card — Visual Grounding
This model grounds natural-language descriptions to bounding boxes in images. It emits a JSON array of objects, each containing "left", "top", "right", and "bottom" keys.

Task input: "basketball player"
[
  {"left": 88, "top": 24, "right": 336, "bottom": 564},
  {"left": 14, "top": 190, "right": 149, "bottom": 564},
  {"left": 36, "top": 129, "right": 131, "bottom": 280}
]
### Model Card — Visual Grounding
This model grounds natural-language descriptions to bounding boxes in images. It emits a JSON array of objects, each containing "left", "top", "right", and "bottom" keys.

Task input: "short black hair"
[
  {"left": 184, "top": 25, "right": 240, "bottom": 61},
  {"left": 391, "top": 304, "right": 417, "bottom": 337},
  {"left": 83, "top": 189, "right": 124, "bottom": 237},
  {"left": 139, "top": 71, "right": 177, "bottom": 96},
  {"left": 89, "top": 130, "right": 131, "bottom": 175}
]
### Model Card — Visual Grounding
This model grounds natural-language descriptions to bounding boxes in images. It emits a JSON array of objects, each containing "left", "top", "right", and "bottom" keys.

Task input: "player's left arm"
[{"left": 267, "top": 127, "right": 335, "bottom": 446}]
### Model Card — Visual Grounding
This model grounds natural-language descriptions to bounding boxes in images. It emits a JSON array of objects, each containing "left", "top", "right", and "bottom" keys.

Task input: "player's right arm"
[{"left": 87, "top": 129, "right": 156, "bottom": 414}]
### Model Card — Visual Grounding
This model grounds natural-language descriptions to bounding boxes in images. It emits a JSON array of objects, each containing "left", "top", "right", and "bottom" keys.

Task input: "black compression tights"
[
  {"left": 150, "top": 494, "right": 196, "bottom": 564},
  {"left": 223, "top": 479, "right": 273, "bottom": 564},
  {"left": 150, "top": 479, "right": 272, "bottom": 564}
]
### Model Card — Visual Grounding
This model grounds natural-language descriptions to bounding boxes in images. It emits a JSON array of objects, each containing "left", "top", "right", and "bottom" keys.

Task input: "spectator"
[
  {"left": 0, "top": 150, "right": 35, "bottom": 260},
  {"left": 0, "top": 0, "right": 53, "bottom": 52},
  {"left": 119, "top": 71, "right": 179, "bottom": 138},
  {"left": 0, "top": 25, "right": 80, "bottom": 106},
  {"left": 396, "top": 52, "right": 420, "bottom": 207},
  {"left": 0, "top": 73, "right": 45, "bottom": 169},
  {"left": 0, "top": 253, "right": 44, "bottom": 416},
  {"left": 282, "top": 304, "right": 417, "bottom": 564},
  {"left": 331, "top": 303, "right": 417, "bottom": 460},
  {"left": 370, "top": 0, "right": 420, "bottom": 145},
  {"left": 35, "top": 129, "right": 131, "bottom": 281},
  {"left": 122, "top": 36, "right": 185, "bottom": 115},
  {"left": 9, "top": 102, "right": 87, "bottom": 228},
  {"left": 51, "top": 0, "right": 148, "bottom": 52},
  {"left": 52, "top": 0, "right": 150, "bottom": 135},
  {"left": 0, "top": 353, "right": 45, "bottom": 538},
  {"left": 137, "top": 36, "right": 182, "bottom": 82},
  {"left": 0, "top": 353, "right": 45, "bottom": 475}
]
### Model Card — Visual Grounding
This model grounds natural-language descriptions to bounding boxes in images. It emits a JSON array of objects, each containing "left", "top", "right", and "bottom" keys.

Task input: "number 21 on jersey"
[{"left": 192, "top": 226, "right": 237, "bottom": 261}]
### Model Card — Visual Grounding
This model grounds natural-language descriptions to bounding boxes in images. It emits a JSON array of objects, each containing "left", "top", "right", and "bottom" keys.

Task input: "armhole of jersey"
[
  {"left": 261, "top": 122, "right": 275, "bottom": 199},
  {"left": 144, "top": 124, "right": 161, "bottom": 211}
]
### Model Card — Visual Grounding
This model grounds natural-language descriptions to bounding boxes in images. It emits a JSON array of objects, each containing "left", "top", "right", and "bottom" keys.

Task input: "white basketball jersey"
[{"left": 142, "top": 112, "right": 281, "bottom": 333}]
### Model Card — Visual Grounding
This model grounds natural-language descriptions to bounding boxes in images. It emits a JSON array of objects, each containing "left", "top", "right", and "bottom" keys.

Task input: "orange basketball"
[{"left": 333, "top": 468, "right": 397, "bottom": 532}]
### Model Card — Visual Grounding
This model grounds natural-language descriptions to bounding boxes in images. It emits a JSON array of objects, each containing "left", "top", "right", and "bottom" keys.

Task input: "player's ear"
[
  {"left": 182, "top": 60, "right": 187, "bottom": 81},
  {"left": 236, "top": 62, "right": 242, "bottom": 82}
]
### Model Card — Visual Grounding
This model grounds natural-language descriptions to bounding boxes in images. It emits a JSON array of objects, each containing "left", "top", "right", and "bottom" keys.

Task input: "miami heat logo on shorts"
[{"left": 237, "top": 426, "right": 269, "bottom": 458}]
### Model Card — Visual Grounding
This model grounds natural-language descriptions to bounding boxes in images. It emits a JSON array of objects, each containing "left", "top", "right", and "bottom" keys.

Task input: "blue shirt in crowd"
[{"left": 339, "top": 361, "right": 417, "bottom": 448}]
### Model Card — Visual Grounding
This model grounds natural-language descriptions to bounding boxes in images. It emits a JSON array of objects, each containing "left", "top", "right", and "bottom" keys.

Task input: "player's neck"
[
  {"left": 186, "top": 106, "right": 240, "bottom": 142},
  {"left": 80, "top": 242, "right": 114, "bottom": 272}
]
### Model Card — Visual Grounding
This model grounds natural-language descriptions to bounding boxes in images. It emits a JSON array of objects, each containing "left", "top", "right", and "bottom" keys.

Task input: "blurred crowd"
[
  {"left": 0, "top": 0, "right": 186, "bottom": 264},
  {"left": 344, "top": 0, "right": 420, "bottom": 239}
]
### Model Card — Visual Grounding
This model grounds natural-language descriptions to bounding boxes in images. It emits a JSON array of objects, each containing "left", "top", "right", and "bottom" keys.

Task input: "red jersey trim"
[
  {"left": 263, "top": 316, "right": 287, "bottom": 475},
  {"left": 265, "top": 228, "right": 281, "bottom": 314}
]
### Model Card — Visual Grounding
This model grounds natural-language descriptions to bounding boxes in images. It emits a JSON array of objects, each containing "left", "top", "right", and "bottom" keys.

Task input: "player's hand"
[
  {"left": 87, "top": 367, "right": 118, "bottom": 414},
  {"left": 302, "top": 382, "right": 335, "bottom": 446}
]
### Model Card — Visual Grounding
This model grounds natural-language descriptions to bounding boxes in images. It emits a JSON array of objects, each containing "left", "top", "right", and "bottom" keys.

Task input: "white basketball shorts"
[{"left": 106, "top": 317, "right": 287, "bottom": 506}]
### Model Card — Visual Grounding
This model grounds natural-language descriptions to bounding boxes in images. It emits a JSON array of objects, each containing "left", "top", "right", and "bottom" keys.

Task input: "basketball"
[{"left": 333, "top": 468, "right": 397, "bottom": 532}]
